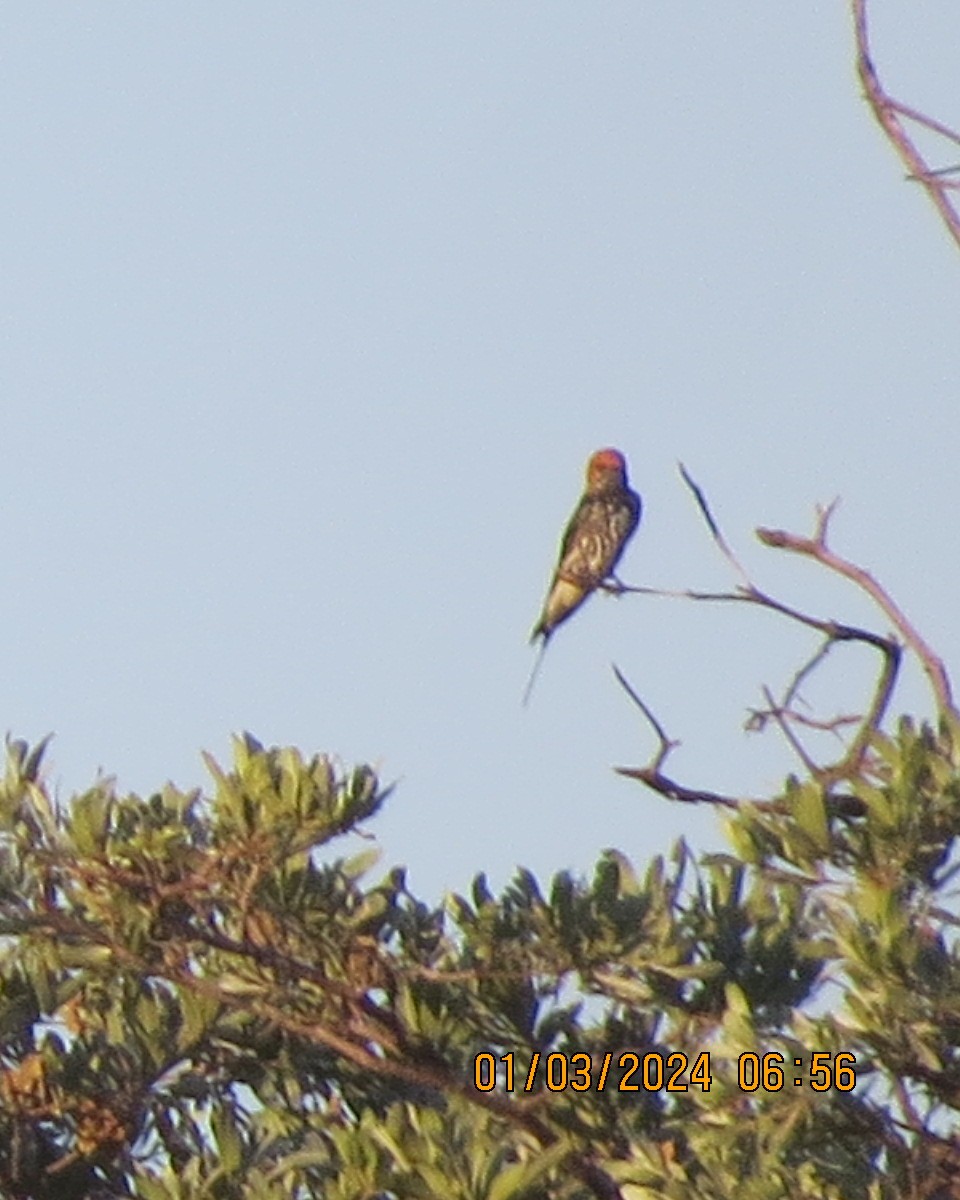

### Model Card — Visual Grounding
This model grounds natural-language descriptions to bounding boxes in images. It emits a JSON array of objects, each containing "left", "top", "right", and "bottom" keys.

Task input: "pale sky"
[{"left": 2, "top": 4, "right": 958, "bottom": 898}]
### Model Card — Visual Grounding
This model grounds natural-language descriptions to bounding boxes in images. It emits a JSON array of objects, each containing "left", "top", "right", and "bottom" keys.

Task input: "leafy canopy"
[{"left": 0, "top": 717, "right": 959, "bottom": 1199}]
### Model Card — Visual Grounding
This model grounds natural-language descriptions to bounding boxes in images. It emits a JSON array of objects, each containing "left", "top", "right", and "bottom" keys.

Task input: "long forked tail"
[{"left": 522, "top": 634, "right": 550, "bottom": 706}]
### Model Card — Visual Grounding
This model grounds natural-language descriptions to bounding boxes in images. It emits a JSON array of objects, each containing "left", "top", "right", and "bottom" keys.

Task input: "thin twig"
[
  {"left": 678, "top": 461, "right": 752, "bottom": 590},
  {"left": 747, "top": 705, "right": 861, "bottom": 737},
  {"left": 611, "top": 665, "right": 678, "bottom": 774},
  {"left": 613, "top": 666, "right": 754, "bottom": 810},
  {"left": 760, "top": 685, "right": 820, "bottom": 777},
  {"left": 890, "top": 102, "right": 960, "bottom": 152},
  {"left": 747, "top": 639, "right": 863, "bottom": 743},
  {"left": 781, "top": 639, "right": 835, "bottom": 713}
]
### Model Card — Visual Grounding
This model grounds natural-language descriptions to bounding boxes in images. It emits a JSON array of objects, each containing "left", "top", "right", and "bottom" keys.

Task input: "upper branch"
[
  {"left": 613, "top": 471, "right": 921, "bottom": 797},
  {"left": 757, "top": 521, "right": 956, "bottom": 721},
  {"left": 852, "top": 0, "right": 960, "bottom": 252}
]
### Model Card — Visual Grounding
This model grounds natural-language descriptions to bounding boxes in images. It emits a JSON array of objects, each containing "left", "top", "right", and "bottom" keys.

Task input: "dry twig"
[
  {"left": 613, "top": 666, "right": 742, "bottom": 809},
  {"left": 853, "top": 0, "right": 960, "bottom": 252},
  {"left": 756, "top": 519, "right": 956, "bottom": 721}
]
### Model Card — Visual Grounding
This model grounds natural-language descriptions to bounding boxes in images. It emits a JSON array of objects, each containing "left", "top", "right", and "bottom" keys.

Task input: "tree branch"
[
  {"left": 614, "top": 470, "right": 903, "bottom": 792},
  {"left": 852, "top": 0, "right": 960, "bottom": 253},
  {"left": 612, "top": 665, "right": 743, "bottom": 809},
  {"left": 756, "top": 522, "right": 956, "bottom": 721}
]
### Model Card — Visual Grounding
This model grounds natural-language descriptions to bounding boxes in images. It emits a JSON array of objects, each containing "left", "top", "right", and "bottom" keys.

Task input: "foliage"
[{"left": 0, "top": 720, "right": 959, "bottom": 1199}]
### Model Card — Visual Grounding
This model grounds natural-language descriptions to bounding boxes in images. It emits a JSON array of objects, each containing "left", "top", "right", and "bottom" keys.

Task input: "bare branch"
[
  {"left": 678, "top": 460, "right": 752, "bottom": 589},
  {"left": 779, "top": 638, "right": 836, "bottom": 715},
  {"left": 759, "top": 684, "right": 820, "bottom": 777},
  {"left": 747, "top": 637, "right": 865, "bottom": 746},
  {"left": 613, "top": 662, "right": 869, "bottom": 815},
  {"left": 614, "top": 471, "right": 906, "bottom": 794},
  {"left": 756, "top": 524, "right": 956, "bottom": 720},
  {"left": 611, "top": 664, "right": 678, "bottom": 774},
  {"left": 614, "top": 651, "right": 875, "bottom": 817},
  {"left": 891, "top": 104, "right": 960, "bottom": 152},
  {"left": 747, "top": 705, "right": 861, "bottom": 738},
  {"left": 613, "top": 666, "right": 750, "bottom": 810},
  {"left": 852, "top": 0, "right": 960, "bottom": 253}
]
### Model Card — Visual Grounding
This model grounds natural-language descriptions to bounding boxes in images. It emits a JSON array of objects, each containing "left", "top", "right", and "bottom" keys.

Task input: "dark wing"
[{"left": 555, "top": 489, "right": 640, "bottom": 587}]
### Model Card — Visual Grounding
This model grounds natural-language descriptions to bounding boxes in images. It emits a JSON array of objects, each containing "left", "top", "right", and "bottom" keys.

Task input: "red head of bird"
[{"left": 586, "top": 448, "right": 629, "bottom": 492}]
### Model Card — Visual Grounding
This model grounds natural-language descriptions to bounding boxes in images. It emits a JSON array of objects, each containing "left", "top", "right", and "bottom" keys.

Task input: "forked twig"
[{"left": 612, "top": 666, "right": 742, "bottom": 809}]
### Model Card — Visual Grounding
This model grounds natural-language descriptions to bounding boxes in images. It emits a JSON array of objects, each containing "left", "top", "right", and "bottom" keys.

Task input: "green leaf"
[
  {"left": 487, "top": 1139, "right": 571, "bottom": 1200},
  {"left": 792, "top": 783, "right": 829, "bottom": 853},
  {"left": 211, "top": 1103, "right": 244, "bottom": 1175}
]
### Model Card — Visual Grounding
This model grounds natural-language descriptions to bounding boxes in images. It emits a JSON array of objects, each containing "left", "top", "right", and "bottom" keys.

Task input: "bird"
[{"left": 524, "top": 448, "right": 641, "bottom": 704}]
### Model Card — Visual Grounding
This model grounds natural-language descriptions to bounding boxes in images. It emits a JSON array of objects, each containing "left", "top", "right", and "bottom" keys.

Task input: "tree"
[
  {"left": 1, "top": 483, "right": 959, "bottom": 1199},
  {"left": 1, "top": 9, "right": 958, "bottom": 1193}
]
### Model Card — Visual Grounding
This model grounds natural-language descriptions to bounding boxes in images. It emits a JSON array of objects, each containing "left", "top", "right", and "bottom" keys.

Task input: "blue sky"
[{"left": 2, "top": 4, "right": 958, "bottom": 899}]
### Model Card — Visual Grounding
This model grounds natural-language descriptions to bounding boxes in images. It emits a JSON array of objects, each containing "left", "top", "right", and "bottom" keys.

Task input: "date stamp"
[{"left": 472, "top": 1050, "right": 857, "bottom": 1094}]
